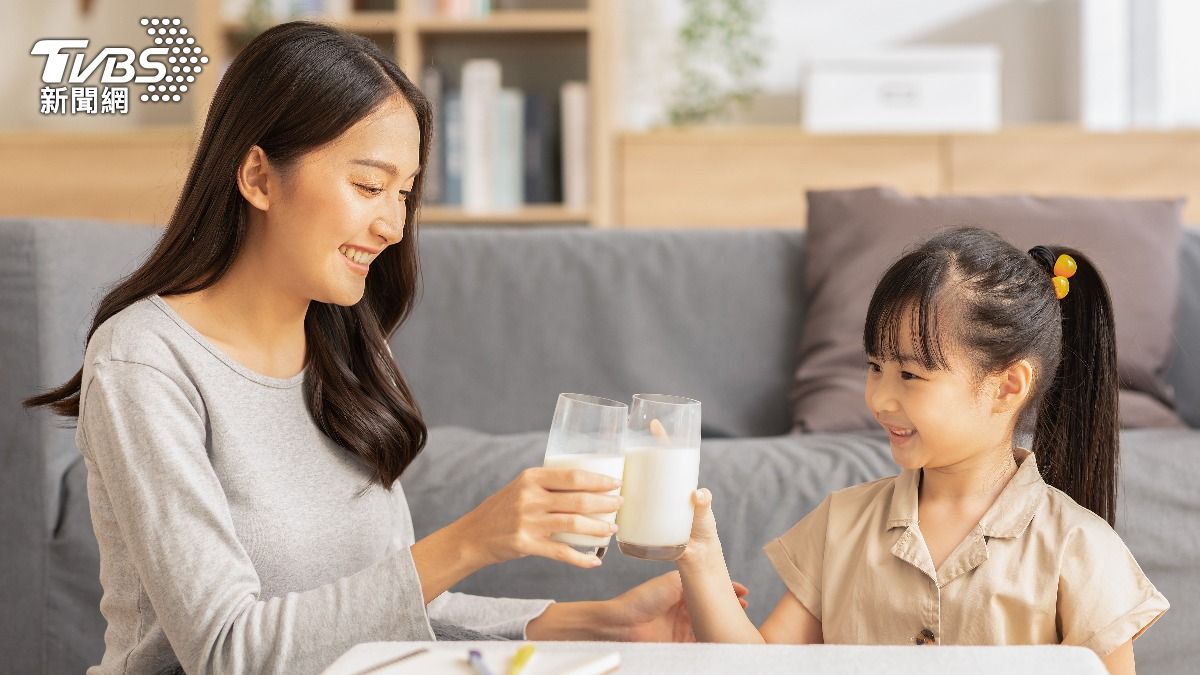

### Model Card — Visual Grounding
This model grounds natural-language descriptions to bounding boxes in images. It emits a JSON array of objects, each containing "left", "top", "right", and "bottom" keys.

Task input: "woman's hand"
[
  {"left": 525, "top": 571, "right": 748, "bottom": 642},
  {"left": 609, "top": 571, "right": 749, "bottom": 642},
  {"left": 453, "top": 467, "right": 623, "bottom": 569},
  {"left": 413, "top": 467, "right": 621, "bottom": 603}
]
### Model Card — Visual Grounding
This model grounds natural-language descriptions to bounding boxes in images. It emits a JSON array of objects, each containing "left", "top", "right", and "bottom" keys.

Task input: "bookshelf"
[{"left": 195, "top": 0, "right": 617, "bottom": 227}]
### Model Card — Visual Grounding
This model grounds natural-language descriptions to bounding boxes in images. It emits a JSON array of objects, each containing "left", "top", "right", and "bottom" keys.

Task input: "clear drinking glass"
[
  {"left": 542, "top": 393, "right": 628, "bottom": 559},
  {"left": 616, "top": 394, "right": 702, "bottom": 561}
]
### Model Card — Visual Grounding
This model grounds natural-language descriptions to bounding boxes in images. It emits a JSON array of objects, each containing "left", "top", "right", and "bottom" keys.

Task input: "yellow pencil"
[{"left": 507, "top": 644, "right": 536, "bottom": 675}]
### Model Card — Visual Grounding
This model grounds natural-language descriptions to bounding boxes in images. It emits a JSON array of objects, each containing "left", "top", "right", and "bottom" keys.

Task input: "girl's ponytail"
[{"left": 1027, "top": 246, "right": 1120, "bottom": 526}]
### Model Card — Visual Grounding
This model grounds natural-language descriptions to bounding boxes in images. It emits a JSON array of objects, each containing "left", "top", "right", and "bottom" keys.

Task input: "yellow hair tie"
[{"left": 1052, "top": 254, "right": 1077, "bottom": 299}]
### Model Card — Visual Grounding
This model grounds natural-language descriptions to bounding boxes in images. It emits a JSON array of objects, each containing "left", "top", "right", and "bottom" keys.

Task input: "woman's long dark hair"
[
  {"left": 863, "top": 227, "right": 1120, "bottom": 525},
  {"left": 24, "top": 22, "right": 431, "bottom": 487}
]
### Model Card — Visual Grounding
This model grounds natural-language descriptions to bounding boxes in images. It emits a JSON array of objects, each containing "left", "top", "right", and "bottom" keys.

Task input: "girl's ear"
[
  {"left": 236, "top": 145, "right": 273, "bottom": 212},
  {"left": 992, "top": 359, "right": 1034, "bottom": 415}
]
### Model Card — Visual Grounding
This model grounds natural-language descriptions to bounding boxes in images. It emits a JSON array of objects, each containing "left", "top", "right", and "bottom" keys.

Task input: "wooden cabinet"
[
  {"left": 617, "top": 129, "right": 943, "bottom": 228},
  {"left": 618, "top": 127, "right": 1200, "bottom": 228}
]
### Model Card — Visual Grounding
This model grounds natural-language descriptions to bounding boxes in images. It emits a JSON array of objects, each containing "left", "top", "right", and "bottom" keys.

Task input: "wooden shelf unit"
[
  {"left": 196, "top": 0, "right": 616, "bottom": 227},
  {"left": 220, "top": 11, "right": 398, "bottom": 35},
  {"left": 414, "top": 10, "right": 591, "bottom": 33}
]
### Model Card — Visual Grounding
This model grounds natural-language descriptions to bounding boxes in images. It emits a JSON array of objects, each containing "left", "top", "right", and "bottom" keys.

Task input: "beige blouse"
[{"left": 763, "top": 450, "right": 1168, "bottom": 657}]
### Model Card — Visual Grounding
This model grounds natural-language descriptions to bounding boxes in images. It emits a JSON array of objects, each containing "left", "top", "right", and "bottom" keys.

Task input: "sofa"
[{"left": 2, "top": 218, "right": 1198, "bottom": 674}]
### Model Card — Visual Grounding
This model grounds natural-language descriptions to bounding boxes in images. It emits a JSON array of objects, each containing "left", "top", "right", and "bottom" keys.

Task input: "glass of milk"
[
  {"left": 542, "top": 393, "right": 628, "bottom": 559},
  {"left": 616, "top": 394, "right": 701, "bottom": 561}
]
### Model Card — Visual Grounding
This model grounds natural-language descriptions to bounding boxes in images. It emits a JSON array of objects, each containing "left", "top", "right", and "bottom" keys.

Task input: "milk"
[
  {"left": 616, "top": 446, "right": 700, "bottom": 555},
  {"left": 543, "top": 453, "right": 626, "bottom": 549}
]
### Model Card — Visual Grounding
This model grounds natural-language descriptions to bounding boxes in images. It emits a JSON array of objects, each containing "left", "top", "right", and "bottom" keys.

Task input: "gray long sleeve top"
[{"left": 76, "top": 295, "right": 552, "bottom": 675}]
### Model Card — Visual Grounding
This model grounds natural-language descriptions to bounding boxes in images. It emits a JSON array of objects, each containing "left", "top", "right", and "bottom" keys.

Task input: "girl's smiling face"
[{"left": 865, "top": 311, "right": 1029, "bottom": 471}]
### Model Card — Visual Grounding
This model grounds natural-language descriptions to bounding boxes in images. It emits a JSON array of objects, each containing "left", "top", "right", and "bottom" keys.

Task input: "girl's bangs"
[{"left": 863, "top": 253, "right": 954, "bottom": 371}]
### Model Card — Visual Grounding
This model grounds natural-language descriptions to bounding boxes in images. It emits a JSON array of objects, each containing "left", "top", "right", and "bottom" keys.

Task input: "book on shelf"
[
  {"left": 428, "top": 60, "right": 584, "bottom": 215},
  {"left": 560, "top": 80, "right": 590, "bottom": 211},
  {"left": 523, "top": 93, "right": 557, "bottom": 204},
  {"left": 421, "top": 66, "right": 443, "bottom": 203},
  {"left": 222, "top": 0, "right": 350, "bottom": 22},
  {"left": 322, "top": 0, "right": 354, "bottom": 17},
  {"left": 441, "top": 90, "right": 463, "bottom": 206},
  {"left": 421, "top": 0, "right": 493, "bottom": 19},
  {"left": 461, "top": 58, "right": 501, "bottom": 213},
  {"left": 493, "top": 88, "right": 525, "bottom": 211}
]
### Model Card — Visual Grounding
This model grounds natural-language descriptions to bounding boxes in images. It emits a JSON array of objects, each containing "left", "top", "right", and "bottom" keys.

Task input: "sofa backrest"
[
  {"left": 3, "top": 218, "right": 1199, "bottom": 529},
  {"left": 4, "top": 218, "right": 1200, "bottom": 478},
  {"left": 1169, "top": 229, "right": 1200, "bottom": 428},
  {"left": 395, "top": 227, "right": 1200, "bottom": 434},
  {"left": 392, "top": 228, "right": 808, "bottom": 438}
]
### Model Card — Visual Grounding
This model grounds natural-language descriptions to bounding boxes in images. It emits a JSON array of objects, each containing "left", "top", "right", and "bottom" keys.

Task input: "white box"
[{"left": 804, "top": 47, "right": 1001, "bottom": 134}]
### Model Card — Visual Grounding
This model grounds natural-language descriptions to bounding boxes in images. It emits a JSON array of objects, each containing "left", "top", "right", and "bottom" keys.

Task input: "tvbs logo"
[{"left": 31, "top": 17, "right": 207, "bottom": 110}]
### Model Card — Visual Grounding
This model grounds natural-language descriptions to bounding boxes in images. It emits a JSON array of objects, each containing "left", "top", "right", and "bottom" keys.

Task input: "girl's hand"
[
  {"left": 677, "top": 488, "right": 722, "bottom": 569},
  {"left": 452, "top": 467, "right": 622, "bottom": 569}
]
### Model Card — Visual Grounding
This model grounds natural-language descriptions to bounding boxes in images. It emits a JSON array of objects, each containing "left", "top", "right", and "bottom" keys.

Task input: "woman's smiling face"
[{"left": 246, "top": 93, "right": 421, "bottom": 307}]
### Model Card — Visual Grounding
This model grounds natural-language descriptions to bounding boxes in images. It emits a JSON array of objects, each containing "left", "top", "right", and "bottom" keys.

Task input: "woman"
[{"left": 25, "top": 22, "right": 738, "bottom": 675}]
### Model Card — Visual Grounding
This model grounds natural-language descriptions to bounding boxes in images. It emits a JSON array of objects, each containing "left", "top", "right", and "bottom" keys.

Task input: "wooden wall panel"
[
  {"left": 0, "top": 128, "right": 194, "bottom": 227},
  {"left": 617, "top": 130, "right": 944, "bottom": 229},
  {"left": 5, "top": 126, "right": 1199, "bottom": 229},
  {"left": 618, "top": 127, "right": 1200, "bottom": 229},
  {"left": 947, "top": 128, "right": 1200, "bottom": 224}
]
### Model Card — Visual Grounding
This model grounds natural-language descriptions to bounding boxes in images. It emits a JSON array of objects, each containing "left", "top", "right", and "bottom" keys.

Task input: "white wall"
[{"left": 620, "top": 0, "right": 1080, "bottom": 130}]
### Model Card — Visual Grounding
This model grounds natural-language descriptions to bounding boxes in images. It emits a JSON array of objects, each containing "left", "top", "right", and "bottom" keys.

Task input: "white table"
[{"left": 323, "top": 640, "right": 1108, "bottom": 675}]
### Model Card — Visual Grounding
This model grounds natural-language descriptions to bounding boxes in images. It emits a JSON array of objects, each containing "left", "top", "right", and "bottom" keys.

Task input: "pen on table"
[
  {"left": 467, "top": 649, "right": 494, "bottom": 675},
  {"left": 507, "top": 644, "right": 536, "bottom": 675}
]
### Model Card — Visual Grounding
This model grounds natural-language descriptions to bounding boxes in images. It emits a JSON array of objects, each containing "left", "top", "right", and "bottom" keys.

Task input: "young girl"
[{"left": 676, "top": 227, "right": 1169, "bottom": 674}]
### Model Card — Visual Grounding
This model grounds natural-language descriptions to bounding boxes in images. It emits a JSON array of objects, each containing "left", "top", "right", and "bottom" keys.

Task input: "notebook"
[{"left": 324, "top": 642, "right": 621, "bottom": 675}]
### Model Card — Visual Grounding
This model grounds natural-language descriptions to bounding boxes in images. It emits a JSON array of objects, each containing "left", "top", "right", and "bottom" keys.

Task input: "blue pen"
[{"left": 467, "top": 649, "right": 494, "bottom": 675}]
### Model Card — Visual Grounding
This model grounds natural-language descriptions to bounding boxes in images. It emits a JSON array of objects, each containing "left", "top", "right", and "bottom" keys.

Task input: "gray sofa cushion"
[
  {"left": 1167, "top": 231, "right": 1200, "bottom": 428},
  {"left": 794, "top": 187, "right": 1186, "bottom": 432},
  {"left": 1114, "top": 428, "right": 1200, "bottom": 675},
  {"left": 47, "top": 457, "right": 104, "bottom": 672},
  {"left": 1, "top": 219, "right": 161, "bottom": 675},
  {"left": 391, "top": 228, "right": 807, "bottom": 439},
  {"left": 401, "top": 427, "right": 899, "bottom": 616}
]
